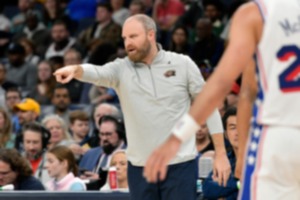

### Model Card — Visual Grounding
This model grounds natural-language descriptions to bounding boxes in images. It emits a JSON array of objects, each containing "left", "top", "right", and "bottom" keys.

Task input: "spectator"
[
  {"left": 42, "top": 114, "right": 73, "bottom": 149},
  {"left": 5, "top": 88, "right": 22, "bottom": 132},
  {"left": 129, "top": 0, "right": 146, "bottom": 16},
  {"left": 203, "top": 0, "right": 224, "bottom": 36},
  {"left": 100, "top": 150, "right": 128, "bottom": 191},
  {"left": 45, "top": 145, "right": 86, "bottom": 191},
  {"left": 45, "top": 20, "right": 79, "bottom": 59},
  {"left": 28, "top": 60, "right": 56, "bottom": 105},
  {"left": 77, "top": 2, "right": 122, "bottom": 52},
  {"left": 202, "top": 107, "right": 239, "bottom": 200},
  {"left": 168, "top": 25, "right": 191, "bottom": 55},
  {"left": 11, "top": 0, "right": 38, "bottom": 33},
  {"left": 0, "top": 4, "right": 11, "bottom": 31},
  {"left": 14, "top": 98, "right": 41, "bottom": 150},
  {"left": 111, "top": 0, "right": 130, "bottom": 26},
  {"left": 79, "top": 115, "right": 126, "bottom": 182},
  {"left": 68, "top": 110, "right": 91, "bottom": 159},
  {"left": 5, "top": 43, "right": 37, "bottom": 92},
  {"left": 0, "top": 148, "right": 45, "bottom": 190},
  {"left": 19, "top": 38, "right": 41, "bottom": 67},
  {"left": 0, "top": 63, "right": 18, "bottom": 107},
  {"left": 89, "top": 103, "right": 120, "bottom": 148},
  {"left": 42, "top": 85, "right": 72, "bottom": 124},
  {"left": 42, "top": 0, "right": 74, "bottom": 30},
  {"left": 0, "top": 108, "right": 15, "bottom": 148},
  {"left": 196, "top": 124, "right": 214, "bottom": 155},
  {"left": 191, "top": 17, "right": 224, "bottom": 68},
  {"left": 21, "top": 122, "right": 51, "bottom": 185},
  {"left": 152, "top": 0, "right": 185, "bottom": 48}
]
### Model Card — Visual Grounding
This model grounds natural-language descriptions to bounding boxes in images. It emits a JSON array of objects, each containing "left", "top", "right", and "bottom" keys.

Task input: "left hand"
[
  {"left": 213, "top": 152, "right": 231, "bottom": 187},
  {"left": 143, "top": 135, "right": 181, "bottom": 183}
]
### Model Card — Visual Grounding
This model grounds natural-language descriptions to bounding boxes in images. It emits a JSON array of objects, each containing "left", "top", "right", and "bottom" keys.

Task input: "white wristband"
[{"left": 172, "top": 113, "right": 201, "bottom": 142}]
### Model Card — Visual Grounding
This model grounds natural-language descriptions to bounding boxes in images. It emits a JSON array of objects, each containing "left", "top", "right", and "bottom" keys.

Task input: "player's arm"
[
  {"left": 235, "top": 59, "right": 257, "bottom": 180},
  {"left": 143, "top": 2, "right": 263, "bottom": 184}
]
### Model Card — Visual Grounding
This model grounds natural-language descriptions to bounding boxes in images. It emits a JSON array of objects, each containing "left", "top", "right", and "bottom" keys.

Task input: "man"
[
  {"left": 145, "top": 1, "right": 300, "bottom": 200},
  {"left": 79, "top": 115, "right": 126, "bottom": 180},
  {"left": 78, "top": 2, "right": 122, "bottom": 52},
  {"left": 45, "top": 21, "right": 79, "bottom": 59},
  {"left": 203, "top": 107, "right": 239, "bottom": 200},
  {"left": 88, "top": 103, "right": 121, "bottom": 148},
  {"left": 0, "top": 64, "right": 18, "bottom": 108},
  {"left": 129, "top": 0, "right": 146, "bottom": 16},
  {"left": 5, "top": 43, "right": 37, "bottom": 91},
  {"left": 5, "top": 88, "right": 22, "bottom": 133},
  {"left": 42, "top": 85, "right": 71, "bottom": 124},
  {"left": 22, "top": 122, "right": 51, "bottom": 184},
  {"left": 54, "top": 14, "right": 228, "bottom": 200},
  {"left": 0, "top": 148, "right": 44, "bottom": 190},
  {"left": 14, "top": 98, "right": 40, "bottom": 151}
]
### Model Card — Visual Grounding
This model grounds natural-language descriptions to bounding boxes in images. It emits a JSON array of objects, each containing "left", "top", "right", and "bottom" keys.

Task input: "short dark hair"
[
  {"left": 222, "top": 107, "right": 237, "bottom": 131},
  {"left": 97, "top": 2, "right": 113, "bottom": 13},
  {"left": 99, "top": 115, "right": 126, "bottom": 143},
  {"left": 5, "top": 87, "right": 22, "bottom": 99},
  {"left": 22, "top": 122, "right": 51, "bottom": 150}
]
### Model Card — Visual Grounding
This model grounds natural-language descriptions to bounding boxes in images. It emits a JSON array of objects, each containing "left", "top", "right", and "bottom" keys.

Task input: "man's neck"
[
  {"left": 142, "top": 44, "right": 159, "bottom": 65},
  {"left": 73, "top": 134, "right": 84, "bottom": 143},
  {"left": 196, "top": 136, "right": 211, "bottom": 151}
]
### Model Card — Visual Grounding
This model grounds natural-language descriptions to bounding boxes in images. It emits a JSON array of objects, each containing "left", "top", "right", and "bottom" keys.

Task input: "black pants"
[{"left": 128, "top": 159, "right": 197, "bottom": 200}]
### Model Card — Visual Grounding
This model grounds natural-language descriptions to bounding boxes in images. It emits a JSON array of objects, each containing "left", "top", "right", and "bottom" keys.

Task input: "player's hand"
[
  {"left": 213, "top": 152, "right": 231, "bottom": 187},
  {"left": 143, "top": 135, "right": 181, "bottom": 183},
  {"left": 53, "top": 65, "right": 81, "bottom": 84}
]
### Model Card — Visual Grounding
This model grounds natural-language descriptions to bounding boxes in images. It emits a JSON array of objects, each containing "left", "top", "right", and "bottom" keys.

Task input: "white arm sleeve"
[{"left": 206, "top": 108, "right": 224, "bottom": 135}]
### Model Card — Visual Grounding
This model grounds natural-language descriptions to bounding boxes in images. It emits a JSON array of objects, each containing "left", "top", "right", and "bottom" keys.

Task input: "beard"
[
  {"left": 102, "top": 143, "right": 117, "bottom": 155},
  {"left": 127, "top": 38, "right": 151, "bottom": 63}
]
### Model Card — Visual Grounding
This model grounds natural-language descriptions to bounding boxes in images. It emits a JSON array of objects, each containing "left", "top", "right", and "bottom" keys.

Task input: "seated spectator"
[
  {"left": 5, "top": 88, "right": 22, "bottom": 133},
  {"left": 5, "top": 43, "right": 37, "bottom": 92},
  {"left": 203, "top": 0, "right": 224, "bottom": 36},
  {"left": 45, "top": 20, "right": 80, "bottom": 59},
  {"left": 0, "top": 108, "right": 15, "bottom": 148},
  {"left": 42, "top": 114, "right": 73, "bottom": 149},
  {"left": 68, "top": 110, "right": 91, "bottom": 159},
  {"left": 191, "top": 17, "right": 224, "bottom": 68},
  {"left": 28, "top": 60, "right": 56, "bottom": 105},
  {"left": 19, "top": 38, "right": 41, "bottom": 67},
  {"left": 42, "top": 0, "right": 75, "bottom": 31},
  {"left": 41, "top": 85, "right": 72, "bottom": 124},
  {"left": 0, "top": 4, "right": 11, "bottom": 31},
  {"left": 89, "top": 103, "right": 121, "bottom": 148},
  {"left": 152, "top": 0, "right": 185, "bottom": 48},
  {"left": 45, "top": 145, "right": 86, "bottom": 191},
  {"left": 202, "top": 107, "right": 239, "bottom": 200},
  {"left": 111, "top": 0, "right": 130, "bottom": 26},
  {"left": 79, "top": 115, "right": 126, "bottom": 182},
  {"left": 168, "top": 25, "right": 191, "bottom": 55},
  {"left": 101, "top": 150, "right": 128, "bottom": 191},
  {"left": 0, "top": 63, "right": 18, "bottom": 107},
  {"left": 77, "top": 3, "right": 122, "bottom": 52},
  {"left": 21, "top": 122, "right": 51, "bottom": 185},
  {"left": 0, "top": 148, "right": 45, "bottom": 190},
  {"left": 129, "top": 0, "right": 146, "bottom": 16},
  {"left": 14, "top": 98, "right": 41, "bottom": 150},
  {"left": 11, "top": 0, "right": 38, "bottom": 33},
  {"left": 196, "top": 124, "right": 214, "bottom": 155},
  {"left": 14, "top": 10, "right": 50, "bottom": 57}
]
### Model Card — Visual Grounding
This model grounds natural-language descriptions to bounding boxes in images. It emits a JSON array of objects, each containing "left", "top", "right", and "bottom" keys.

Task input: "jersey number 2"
[{"left": 277, "top": 45, "right": 300, "bottom": 92}]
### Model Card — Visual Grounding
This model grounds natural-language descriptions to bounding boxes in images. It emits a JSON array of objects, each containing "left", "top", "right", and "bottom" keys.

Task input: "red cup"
[{"left": 108, "top": 166, "right": 118, "bottom": 190}]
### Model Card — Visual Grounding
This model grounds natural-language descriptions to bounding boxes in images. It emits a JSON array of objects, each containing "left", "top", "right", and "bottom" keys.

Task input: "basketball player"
[{"left": 144, "top": 1, "right": 300, "bottom": 199}]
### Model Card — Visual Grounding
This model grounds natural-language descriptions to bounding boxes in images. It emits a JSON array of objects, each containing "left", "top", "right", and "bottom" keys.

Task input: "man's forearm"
[
  {"left": 74, "top": 65, "right": 83, "bottom": 79},
  {"left": 211, "top": 133, "right": 227, "bottom": 155}
]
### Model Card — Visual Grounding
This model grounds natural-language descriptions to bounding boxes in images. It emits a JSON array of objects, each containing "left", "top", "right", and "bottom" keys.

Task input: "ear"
[
  {"left": 147, "top": 29, "right": 155, "bottom": 41},
  {"left": 62, "top": 159, "right": 68, "bottom": 169}
]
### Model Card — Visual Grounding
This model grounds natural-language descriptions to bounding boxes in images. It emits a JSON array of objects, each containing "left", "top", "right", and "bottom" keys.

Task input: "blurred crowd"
[{"left": 0, "top": 0, "right": 248, "bottom": 199}]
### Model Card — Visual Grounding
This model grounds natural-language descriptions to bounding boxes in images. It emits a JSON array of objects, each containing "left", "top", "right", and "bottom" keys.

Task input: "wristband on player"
[
  {"left": 237, "top": 180, "right": 241, "bottom": 190},
  {"left": 172, "top": 113, "right": 201, "bottom": 142}
]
